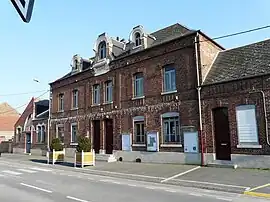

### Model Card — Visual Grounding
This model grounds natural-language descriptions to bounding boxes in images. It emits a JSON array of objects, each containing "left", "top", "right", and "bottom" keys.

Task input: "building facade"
[
  {"left": 50, "top": 23, "right": 223, "bottom": 163},
  {"left": 13, "top": 98, "right": 49, "bottom": 156},
  {"left": 201, "top": 39, "right": 270, "bottom": 168}
]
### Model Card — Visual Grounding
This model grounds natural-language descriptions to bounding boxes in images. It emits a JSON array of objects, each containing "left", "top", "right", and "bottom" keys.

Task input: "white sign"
[
  {"left": 121, "top": 133, "right": 131, "bottom": 151},
  {"left": 184, "top": 131, "right": 199, "bottom": 153},
  {"left": 147, "top": 132, "right": 158, "bottom": 152},
  {"left": 11, "top": 0, "right": 35, "bottom": 23}
]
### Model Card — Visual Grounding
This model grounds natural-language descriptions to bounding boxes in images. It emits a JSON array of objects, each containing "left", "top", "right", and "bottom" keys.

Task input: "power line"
[
  {"left": 200, "top": 24, "right": 270, "bottom": 43},
  {"left": 0, "top": 90, "right": 49, "bottom": 115},
  {"left": 0, "top": 90, "right": 48, "bottom": 97}
]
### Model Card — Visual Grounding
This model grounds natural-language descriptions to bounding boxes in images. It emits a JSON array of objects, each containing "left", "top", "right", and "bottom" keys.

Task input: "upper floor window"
[
  {"left": 135, "top": 32, "right": 141, "bottom": 46},
  {"left": 93, "top": 84, "right": 100, "bottom": 105},
  {"left": 134, "top": 73, "right": 144, "bottom": 98},
  {"left": 105, "top": 81, "right": 113, "bottom": 103},
  {"left": 162, "top": 112, "right": 180, "bottom": 144},
  {"left": 58, "top": 93, "right": 64, "bottom": 111},
  {"left": 72, "top": 90, "right": 78, "bottom": 109},
  {"left": 163, "top": 66, "right": 176, "bottom": 92},
  {"left": 98, "top": 41, "right": 106, "bottom": 59}
]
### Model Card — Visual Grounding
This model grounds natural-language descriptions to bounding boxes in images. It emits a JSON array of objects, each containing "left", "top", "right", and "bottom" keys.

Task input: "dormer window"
[
  {"left": 135, "top": 32, "right": 141, "bottom": 46},
  {"left": 98, "top": 41, "right": 106, "bottom": 59}
]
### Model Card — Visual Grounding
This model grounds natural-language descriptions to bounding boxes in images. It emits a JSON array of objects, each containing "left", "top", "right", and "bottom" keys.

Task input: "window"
[
  {"left": 57, "top": 125, "right": 64, "bottom": 143},
  {"left": 71, "top": 123, "right": 78, "bottom": 143},
  {"left": 133, "top": 116, "right": 145, "bottom": 144},
  {"left": 72, "top": 90, "right": 78, "bottom": 109},
  {"left": 163, "top": 66, "right": 176, "bottom": 92},
  {"left": 134, "top": 73, "right": 144, "bottom": 97},
  {"left": 17, "top": 127, "right": 22, "bottom": 142},
  {"left": 36, "top": 125, "right": 45, "bottom": 143},
  {"left": 93, "top": 84, "right": 100, "bottom": 105},
  {"left": 98, "top": 41, "right": 106, "bottom": 59},
  {"left": 58, "top": 93, "right": 64, "bottom": 111},
  {"left": 105, "top": 81, "right": 113, "bottom": 103},
  {"left": 236, "top": 105, "right": 259, "bottom": 145},
  {"left": 135, "top": 32, "right": 141, "bottom": 46},
  {"left": 162, "top": 112, "right": 180, "bottom": 144}
]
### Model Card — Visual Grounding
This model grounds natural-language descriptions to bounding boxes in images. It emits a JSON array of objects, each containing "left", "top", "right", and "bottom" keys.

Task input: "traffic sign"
[{"left": 11, "top": 0, "right": 35, "bottom": 23}]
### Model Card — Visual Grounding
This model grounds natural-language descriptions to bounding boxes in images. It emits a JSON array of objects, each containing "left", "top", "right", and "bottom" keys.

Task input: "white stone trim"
[
  {"left": 236, "top": 144, "right": 262, "bottom": 149},
  {"left": 70, "top": 122, "right": 78, "bottom": 143},
  {"left": 160, "top": 144, "right": 182, "bottom": 148}
]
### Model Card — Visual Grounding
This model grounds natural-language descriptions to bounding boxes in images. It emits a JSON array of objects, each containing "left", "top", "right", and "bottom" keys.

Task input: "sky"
[{"left": 0, "top": 0, "right": 270, "bottom": 114}]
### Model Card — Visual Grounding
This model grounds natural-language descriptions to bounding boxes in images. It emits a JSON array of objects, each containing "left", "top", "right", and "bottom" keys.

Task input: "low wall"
[
  {"left": 13, "top": 147, "right": 25, "bottom": 154},
  {"left": 0, "top": 141, "right": 13, "bottom": 153},
  {"left": 231, "top": 154, "right": 270, "bottom": 169}
]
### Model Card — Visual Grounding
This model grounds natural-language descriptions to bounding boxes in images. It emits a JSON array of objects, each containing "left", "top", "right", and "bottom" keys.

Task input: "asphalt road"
[{"left": 0, "top": 160, "right": 266, "bottom": 202}]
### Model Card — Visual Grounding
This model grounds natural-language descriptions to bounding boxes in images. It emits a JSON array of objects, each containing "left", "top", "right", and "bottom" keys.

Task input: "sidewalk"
[{"left": 1, "top": 153, "right": 269, "bottom": 196}]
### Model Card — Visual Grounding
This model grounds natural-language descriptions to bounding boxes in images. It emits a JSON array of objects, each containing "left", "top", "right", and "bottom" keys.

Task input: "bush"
[
  {"left": 76, "top": 136, "right": 91, "bottom": 152},
  {"left": 50, "top": 138, "right": 63, "bottom": 151}
]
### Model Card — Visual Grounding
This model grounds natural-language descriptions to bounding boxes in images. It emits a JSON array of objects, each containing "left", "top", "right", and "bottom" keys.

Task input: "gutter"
[{"left": 194, "top": 32, "right": 205, "bottom": 166}]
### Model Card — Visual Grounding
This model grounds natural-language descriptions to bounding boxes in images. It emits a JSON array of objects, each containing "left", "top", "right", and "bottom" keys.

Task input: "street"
[{"left": 0, "top": 158, "right": 268, "bottom": 202}]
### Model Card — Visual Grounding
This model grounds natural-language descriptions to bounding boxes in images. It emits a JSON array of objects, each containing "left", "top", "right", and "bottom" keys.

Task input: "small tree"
[
  {"left": 50, "top": 138, "right": 63, "bottom": 151},
  {"left": 76, "top": 136, "right": 91, "bottom": 152}
]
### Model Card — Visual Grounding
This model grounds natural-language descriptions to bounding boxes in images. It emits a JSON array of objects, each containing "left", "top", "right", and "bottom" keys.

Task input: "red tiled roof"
[{"left": 0, "top": 116, "right": 19, "bottom": 131}]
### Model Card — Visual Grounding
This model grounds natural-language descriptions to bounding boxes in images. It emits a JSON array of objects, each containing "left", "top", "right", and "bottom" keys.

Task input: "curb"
[{"left": 244, "top": 191, "right": 270, "bottom": 199}]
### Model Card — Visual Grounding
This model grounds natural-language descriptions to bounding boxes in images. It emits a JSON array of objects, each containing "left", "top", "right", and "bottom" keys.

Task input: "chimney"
[{"left": 116, "top": 36, "right": 119, "bottom": 41}]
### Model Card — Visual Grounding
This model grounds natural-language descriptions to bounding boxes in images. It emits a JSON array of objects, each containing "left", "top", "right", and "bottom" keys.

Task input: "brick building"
[
  {"left": 50, "top": 23, "right": 223, "bottom": 163},
  {"left": 201, "top": 39, "right": 270, "bottom": 168},
  {"left": 13, "top": 98, "right": 49, "bottom": 156}
]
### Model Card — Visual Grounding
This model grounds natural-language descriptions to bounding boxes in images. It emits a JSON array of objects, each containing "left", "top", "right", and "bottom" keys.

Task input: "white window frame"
[
  {"left": 133, "top": 116, "right": 145, "bottom": 145},
  {"left": 134, "top": 73, "right": 144, "bottom": 98},
  {"left": 72, "top": 90, "right": 78, "bottom": 109},
  {"left": 163, "top": 66, "right": 176, "bottom": 92},
  {"left": 105, "top": 81, "right": 113, "bottom": 103},
  {"left": 161, "top": 112, "right": 181, "bottom": 145},
  {"left": 236, "top": 105, "right": 261, "bottom": 148},
  {"left": 135, "top": 32, "right": 141, "bottom": 47},
  {"left": 93, "top": 84, "right": 100, "bottom": 105},
  {"left": 36, "top": 124, "right": 46, "bottom": 143},
  {"left": 99, "top": 41, "right": 106, "bottom": 59},
  {"left": 71, "top": 123, "right": 78, "bottom": 144},
  {"left": 58, "top": 93, "right": 64, "bottom": 111}
]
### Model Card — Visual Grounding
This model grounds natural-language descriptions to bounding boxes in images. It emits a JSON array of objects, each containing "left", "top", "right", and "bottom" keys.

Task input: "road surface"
[{"left": 0, "top": 160, "right": 267, "bottom": 202}]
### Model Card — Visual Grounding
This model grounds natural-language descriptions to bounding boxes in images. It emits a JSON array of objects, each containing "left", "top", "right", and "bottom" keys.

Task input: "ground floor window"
[
  {"left": 71, "top": 123, "right": 78, "bottom": 143},
  {"left": 162, "top": 112, "right": 180, "bottom": 144},
  {"left": 56, "top": 125, "right": 64, "bottom": 143},
  {"left": 133, "top": 116, "right": 145, "bottom": 144},
  {"left": 236, "top": 105, "right": 259, "bottom": 145},
  {"left": 36, "top": 125, "right": 46, "bottom": 143}
]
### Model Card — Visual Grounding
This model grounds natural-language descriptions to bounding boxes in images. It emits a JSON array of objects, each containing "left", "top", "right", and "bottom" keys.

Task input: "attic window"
[
  {"left": 98, "top": 41, "right": 106, "bottom": 59},
  {"left": 135, "top": 32, "right": 141, "bottom": 46}
]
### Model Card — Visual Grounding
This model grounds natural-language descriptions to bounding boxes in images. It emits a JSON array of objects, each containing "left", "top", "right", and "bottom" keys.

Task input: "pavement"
[
  {"left": 0, "top": 153, "right": 269, "bottom": 200},
  {"left": 0, "top": 156, "right": 268, "bottom": 202}
]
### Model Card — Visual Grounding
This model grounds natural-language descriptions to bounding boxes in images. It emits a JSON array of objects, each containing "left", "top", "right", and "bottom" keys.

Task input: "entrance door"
[
  {"left": 105, "top": 119, "right": 113, "bottom": 154},
  {"left": 26, "top": 133, "right": 31, "bottom": 154},
  {"left": 93, "top": 120, "right": 100, "bottom": 154},
  {"left": 213, "top": 107, "right": 231, "bottom": 160}
]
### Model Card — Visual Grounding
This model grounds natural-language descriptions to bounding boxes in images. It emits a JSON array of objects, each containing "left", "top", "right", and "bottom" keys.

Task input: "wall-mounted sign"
[
  {"left": 121, "top": 133, "right": 131, "bottom": 151},
  {"left": 147, "top": 132, "right": 159, "bottom": 152},
  {"left": 11, "top": 0, "right": 35, "bottom": 23},
  {"left": 184, "top": 131, "right": 199, "bottom": 153}
]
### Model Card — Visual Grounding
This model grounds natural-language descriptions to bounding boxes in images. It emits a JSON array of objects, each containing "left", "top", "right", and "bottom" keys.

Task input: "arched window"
[
  {"left": 135, "top": 32, "right": 141, "bottom": 46},
  {"left": 98, "top": 41, "right": 106, "bottom": 59}
]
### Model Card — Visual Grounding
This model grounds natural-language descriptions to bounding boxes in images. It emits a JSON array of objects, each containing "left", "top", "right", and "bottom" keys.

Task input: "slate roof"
[{"left": 203, "top": 39, "right": 270, "bottom": 85}]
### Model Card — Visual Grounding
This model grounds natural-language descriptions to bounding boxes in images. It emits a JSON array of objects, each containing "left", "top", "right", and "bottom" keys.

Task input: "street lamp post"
[{"left": 33, "top": 79, "right": 51, "bottom": 152}]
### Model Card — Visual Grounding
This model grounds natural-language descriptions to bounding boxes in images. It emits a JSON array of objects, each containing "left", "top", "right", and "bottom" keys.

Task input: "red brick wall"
[{"left": 201, "top": 76, "right": 270, "bottom": 155}]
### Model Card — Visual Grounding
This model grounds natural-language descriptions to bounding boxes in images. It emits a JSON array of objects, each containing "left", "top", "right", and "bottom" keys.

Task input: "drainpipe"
[
  {"left": 249, "top": 90, "right": 270, "bottom": 146},
  {"left": 194, "top": 32, "right": 204, "bottom": 166}
]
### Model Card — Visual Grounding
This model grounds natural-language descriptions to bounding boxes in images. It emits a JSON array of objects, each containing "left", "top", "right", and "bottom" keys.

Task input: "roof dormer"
[
  {"left": 130, "top": 25, "right": 148, "bottom": 49},
  {"left": 71, "top": 54, "right": 82, "bottom": 73}
]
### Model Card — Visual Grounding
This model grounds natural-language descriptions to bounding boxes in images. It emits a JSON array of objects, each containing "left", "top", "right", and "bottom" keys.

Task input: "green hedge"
[
  {"left": 50, "top": 138, "right": 63, "bottom": 151},
  {"left": 76, "top": 136, "right": 91, "bottom": 152}
]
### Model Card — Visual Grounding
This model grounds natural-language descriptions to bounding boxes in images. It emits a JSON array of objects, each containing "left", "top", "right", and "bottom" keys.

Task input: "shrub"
[
  {"left": 76, "top": 136, "right": 91, "bottom": 152},
  {"left": 50, "top": 138, "right": 63, "bottom": 151}
]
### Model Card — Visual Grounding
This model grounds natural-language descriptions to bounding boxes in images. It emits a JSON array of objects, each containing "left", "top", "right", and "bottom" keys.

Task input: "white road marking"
[
  {"left": 66, "top": 196, "right": 90, "bottom": 202},
  {"left": 112, "top": 181, "right": 121, "bottom": 184},
  {"left": 29, "top": 167, "right": 52, "bottom": 172},
  {"left": 165, "top": 189, "right": 177, "bottom": 193},
  {"left": 2, "top": 170, "right": 22, "bottom": 175},
  {"left": 145, "top": 186, "right": 156, "bottom": 190},
  {"left": 215, "top": 197, "right": 232, "bottom": 201},
  {"left": 0, "top": 174, "right": 4, "bottom": 177},
  {"left": 17, "top": 169, "right": 37, "bottom": 173},
  {"left": 128, "top": 184, "right": 137, "bottom": 187},
  {"left": 161, "top": 166, "right": 201, "bottom": 183},
  {"left": 20, "top": 183, "right": 52, "bottom": 193},
  {"left": 189, "top": 193, "right": 203, "bottom": 197},
  {"left": 172, "top": 178, "right": 250, "bottom": 189},
  {"left": 88, "top": 177, "right": 93, "bottom": 180}
]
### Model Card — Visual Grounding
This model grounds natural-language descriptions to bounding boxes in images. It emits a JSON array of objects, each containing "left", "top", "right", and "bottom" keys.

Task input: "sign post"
[{"left": 11, "top": 0, "right": 35, "bottom": 23}]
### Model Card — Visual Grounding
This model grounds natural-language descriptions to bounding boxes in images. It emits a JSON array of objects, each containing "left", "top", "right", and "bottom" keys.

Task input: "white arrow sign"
[{"left": 11, "top": 0, "right": 35, "bottom": 23}]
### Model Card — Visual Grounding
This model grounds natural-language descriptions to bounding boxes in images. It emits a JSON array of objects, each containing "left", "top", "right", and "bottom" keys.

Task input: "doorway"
[
  {"left": 105, "top": 119, "right": 113, "bottom": 154},
  {"left": 93, "top": 120, "right": 100, "bottom": 154},
  {"left": 25, "top": 133, "right": 31, "bottom": 154},
  {"left": 213, "top": 107, "right": 231, "bottom": 161}
]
